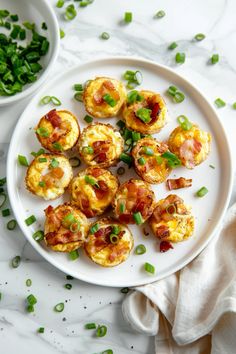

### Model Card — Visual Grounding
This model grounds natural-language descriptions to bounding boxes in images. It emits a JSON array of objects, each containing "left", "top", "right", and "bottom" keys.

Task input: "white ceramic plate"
[
  {"left": 0, "top": 0, "right": 59, "bottom": 106},
  {"left": 7, "top": 57, "right": 233, "bottom": 287}
]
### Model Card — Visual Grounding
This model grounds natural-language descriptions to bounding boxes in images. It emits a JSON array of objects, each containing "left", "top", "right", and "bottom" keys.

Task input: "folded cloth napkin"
[{"left": 122, "top": 202, "right": 236, "bottom": 354}]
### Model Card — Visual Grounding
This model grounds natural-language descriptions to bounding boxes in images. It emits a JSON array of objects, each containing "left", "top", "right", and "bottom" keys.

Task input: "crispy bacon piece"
[
  {"left": 167, "top": 177, "right": 192, "bottom": 191},
  {"left": 108, "top": 242, "right": 130, "bottom": 262},
  {"left": 45, "top": 109, "right": 62, "bottom": 128},
  {"left": 179, "top": 138, "right": 202, "bottom": 168},
  {"left": 155, "top": 225, "right": 170, "bottom": 239},
  {"left": 160, "top": 240, "right": 173, "bottom": 253},
  {"left": 119, "top": 213, "right": 134, "bottom": 224},
  {"left": 150, "top": 102, "right": 160, "bottom": 123},
  {"left": 94, "top": 226, "right": 112, "bottom": 239},
  {"left": 90, "top": 168, "right": 104, "bottom": 178},
  {"left": 46, "top": 230, "right": 82, "bottom": 246},
  {"left": 94, "top": 152, "right": 107, "bottom": 163}
]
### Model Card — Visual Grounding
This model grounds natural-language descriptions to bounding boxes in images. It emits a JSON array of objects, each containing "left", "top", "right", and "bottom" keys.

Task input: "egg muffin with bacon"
[
  {"left": 78, "top": 123, "right": 124, "bottom": 168},
  {"left": 84, "top": 217, "right": 134, "bottom": 267},
  {"left": 149, "top": 194, "right": 194, "bottom": 243},
  {"left": 132, "top": 137, "right": 172, "bottom": 184},
  {"left": 122, "top": 90, "right": 167, "bottom": 134},
  {"left": 44, "top": 203, "right": 88, "bottom": 252},
  {"left": 83, "top": 77, "right": 126, "bottom": 118},
  {"left": 113, "top": 179, "right": 155, "bottom": 224},
  {"left": 70, "top": 167, "right": 119, "bottom": 218},
  {"left": 25, "top": 154, "right": 73, "bottom": 200},
  {"left": 35, "top": 109, "right": 80, "bottom": 153},
  {"left": 168, "top": 122, "right": 211, "bottom": 169}
]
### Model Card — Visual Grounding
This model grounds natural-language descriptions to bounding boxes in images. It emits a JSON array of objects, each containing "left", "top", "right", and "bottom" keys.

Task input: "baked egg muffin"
[
  {"left": 78, "top": 123, "right": 124, "bottom": 168},
  {"left": 168, "top": 124, "right": 211, "bottom": 169},
  {"left": 149, "top": 194, "right": 194, "bottom": 243},
  {"left": 122, "top": 90, "right": 167, "bottom": 134},
  {"left": 25, "top": 154, "right": 73, "bottom": 200},
  {"left": 44, "top": 203, "right": 88, "bottom": 252},
  {"left": 132, "top": 137, "right": 172, "bottom": 184},
  {"left": 113, "top": 179, "right": 155, "bottom": 224},
  {"left": 70, "top": 167, "right": 119, "bottom": 218},
  {"left": 84, "top": 218, "right": 134, "bottom": 267},
  {"left": 83, "top": 77, "right": 126, "bottom": 118},
  {"left": 35, "top": 109, "right": 80, "bottom": 153}
]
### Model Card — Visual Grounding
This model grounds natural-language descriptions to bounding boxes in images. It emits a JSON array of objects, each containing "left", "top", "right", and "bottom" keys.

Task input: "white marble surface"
[{"left": 0, "top": 0, "right": 236, "bottom": 353}]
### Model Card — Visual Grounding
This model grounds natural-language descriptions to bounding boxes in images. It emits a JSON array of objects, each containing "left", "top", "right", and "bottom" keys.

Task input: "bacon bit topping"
[
  {"left": 150, "top": 102, "right": 160, "bottom": 121},
  {"left": 46, "top": 230, "right": 82, "bottom": 246},
  {"left": 167, "top": 177, "right": 192, "bottom": 190},
  {"left": 119, "top": 213, "right": 134, "bottom": 224},
  {"left": 179, "top": 138, "right": 202, "bottom": 168},
  {"left": 160, "top": 241, "right": 173, "bottom": 253},
  {"left": 90, "top": 168, "right": 104, "bottom": 178},
  {"left": 94, "top": 180, "right": 108, "bottom": 199},
  {"left": 45, "top": 109, "right": 62, "bottom": 128},
  {"left": 155, "top": 225, "right": 170, "bottom": 239},
  {"left": 50, "top": 167, "right": 64, "bottom": 179},
  {"left": 94, "top": 152, "right": 107, "bottom": 163},
  {"left": 94, "top": 226, "right": 112, "bottom": 239}
]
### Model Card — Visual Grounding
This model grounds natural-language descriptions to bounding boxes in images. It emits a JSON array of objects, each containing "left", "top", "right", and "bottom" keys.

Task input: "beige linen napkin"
[{"left": 122, "top": 202, "right": 236, "bottom": 354}]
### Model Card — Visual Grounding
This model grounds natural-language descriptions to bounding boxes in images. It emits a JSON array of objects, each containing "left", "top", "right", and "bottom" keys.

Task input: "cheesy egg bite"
[
  {"left": 44, "top": 203, "right": 88, "bottom": 252},
  {"left": 78, "top": 123, "right": 124, "bottom": 167},
  {"left": 83, "top": 77, "right": 126, "bottom": 118},
  {"left": 113, "top": 179, "right": 155, "bottom": 224},
  {"left": 84, "top": 218, "right": 134, "bottom": 267},
  {"left": 149, "top": 194, "right": 194, "bottom": 243},
  {"left": 132, "top": 137, "right": 172, "bottom": 184},
  {"left": 36, "top": 109, "right": 80, "bottom": 153},
  {"left": 122, "top": 90, "right": 167, "bottom": 134},
  {"left": 168, "top": 123, "right": 211, "bottom": 169},
  {"left": 25, "top": 154, "right": 73, "bottom": 200},
  {"left": 70, "top": 167, "right": 119, "bottom": 218}
]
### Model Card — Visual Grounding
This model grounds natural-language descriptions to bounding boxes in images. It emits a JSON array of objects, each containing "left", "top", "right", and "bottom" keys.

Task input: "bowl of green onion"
[{"left": 0, "top": 0, "right": 60, "bottom": 106}]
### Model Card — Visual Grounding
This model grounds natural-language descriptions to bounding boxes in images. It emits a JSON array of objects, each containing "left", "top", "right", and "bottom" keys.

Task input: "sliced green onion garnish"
[
  {"left": 168, "top": 42, "right": 178, "bottom": 50},
  {"left": 25, "top": 215, "right": 36, "bottom": 226},
  {"left": 119, "top": 203, "right": 125, "bottom": 213},
  {"left": 101, "top": 32, "right": 110, "bottom": 40},
  {"left": 167, "top": 85, "right": 178, "bottom": 97},
  {"left": 38, "top": 327, "right": 45, "bottom": 333},
  {"left": 211, "top": 54, "right": 219, "bottom": 64},
  {"left": 7, "top": 219, "right": 17, "bottom": 230},
  {"left": 214, "top": 98, "right": 226, "bottom": 108},
  {"left": 74, "top": 92, "right": 83, "bottom": 102},
  {"left": 155, "top": 155, "right": 163, "bottom": 165},
  {"left": 175, "top": 52, "right": 186, "bottom": 64},
  {"left": 26, "top": 279, "right": 32, "bottom": 287},
  {"left": 52, "top": 142, "right": 63, "bottom": 151},
  {"left": 66, "top": 275, "right": 74, "bottom": 280},
  {"left": 84, "top": 115, "right": 93, "bottom": 123},
  {"left": 135, "top": 244, "right": 146, "bottom": 255},
  {"left": 27, "top": 304, "right": 34, "bottom": 313},
  {"left": 112, "top": 225, "right": 120, "bottom": 235},
  {"left": 56, "top": 0, "right": 65, "bottom": 8},
  {"left": 50, "top": 96, "right": 61, "bottom": 106},
  {"left": 136, "top": 108, "right": 152, "bottom": 123},
  {"left": 12, "top": 255, "right": 21, "bottom": 268},
  {"left": 120, "top": 287, "right": 130, "bottom": 294},
  {"left": 0, "top": 10, "right": 9, "bottom": 17},
  {"left": 84, "top": 175, "right": 99, "bottom": 187},
  {"left": 120, "top": 152, "right": 133, "bottom": 166},
  {"left": 40, "top": 96, "right": 51, "bottom": 105},
  {"left": 194, "top": 33, "right": 205, "bottom": 41},
  {"left": 42, "top": 22, "right": 47, "bottom": 30},
  {"left": 209, "top": 164, "right": 215, "bottom": 169},
  {"left": 124, "top": 12, "right": 132, "bottom": 23},
  {"left": 2, "top": 208, "right": 10, "bottom": 217},
  {"left": 96, "top": 325, "right": 107, "bottom": 337},
  {"left": 31, "top": 148, "right": 45, "bottom": 157},
  {"left": 10, "top": 14, "right": 19, "bottom": 21},
  {"left": 36, "top": 127, "right": 50, "bottom": 138},
  {"left": 155, "top": 10, "right": 165, "bottom": 18},
  {"left": 232, "top": 102, "right": 236, "bottom": 110},
  {"left": 116, "top": 120, "right": 126, "bottom": 129},
  {"left": 162, "top": 151, "right": 181, "bottom": 168},
  {"left": 103, "top": 93, "right": 117, "bottom": 107},
  {"left": 0, "top": 292, "right": 2, "bottom": 301},
  {"left": 132, "top": 131, "right": 141, "bottom": 141},
  {"left": 69, "top": 157, "right": 81, "bottom": 168},
  {"left": 69, "top": 221, "right": 80, "bottom": 233},
  {"left": 64, "top": 283, "right": 72, "bottom": 290},
  {"left": 142, "top": 146, "right": 154, "bottom": 156},
  {"left": 54, "top": 302, "right": 64, "bottom": 312},
  {"left": 101, "top": 350, "right": 113, "bottom": 354},
  {"left": 123, "top": 70, "right": 143, "bottom": 87},
  {"left": 125, "top": 138, "right": 132, "bottom": 146},
  {"left": 144, "top": 262, "right": 155, "bottom": 274},
  {"left": 60, "top": 28, "right": 65, "bottom": 39},
  {"left": 69, "top": 250, "right": 79, "bottom": 261},
  {"left": 38, "top": 181, "right": 45, "bottom": 188},
  {"left": 0, "top": 177, "right": 6, "bottom": 186},
  {"left": 85, "top": 323, "right": 96, "bottom": 329},
  {"left": 196, "top": 186, "right": 208, "bottom": 197},
  {"left": 117, "top": 166, "right": 125, "bottom": 175},
  {"left": 50, "top": 158, "right": 59, "bottom": 168},
  {"left": 64, "top": 4, "right": 77, "bottom": 21},
  {"left": 27, "top": 294, "right": 37, "bottom": 305},
  {"left": 110, "top": 234, "right": 119, "bottom": 244},
  {"left": 138, "top": 157, "right": 146, "bottom": 165},
  {"left": 177, "top": 115, "right": 192, "bottom": 130},
  {"left": 127, "top": 90, "right": 143, "bottom": 104},
  {"left": 0, "top": 193, "right": 7, "bottom": 208},
  {"left": 133, "top": 212, "right": 144, "bottom": 225},
  {"left": 173, "top": 91, "right": 185, "bottom": 103},
  {"left": 82, "top": 146, "right": 94, "bottom": 154},
  {"left": 33, "top": 230, "right": 44, "bottom": 242},
  {"left": 62, "top": 213, "right": 75, "bottom": 227},
  {"left": 90, "top": 223, "right": 99, "bottom": 234},
  {"left": 18, "top": 155, "right": 29, "bottom": 166},
  {"left": 74, "top": 84, "right": 83, "bottom": 91}
]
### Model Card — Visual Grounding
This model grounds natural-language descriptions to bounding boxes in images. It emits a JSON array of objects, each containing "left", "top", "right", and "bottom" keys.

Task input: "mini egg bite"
[
  {"left": 132, "top": 137, "right": 172, "bottom": 184},
  {"left": 168, "top": 124, "right": 211, "bottom": 169},
  {"left": 69, "top": 167, "right": 119, "bottom": 218},
  {"left": 149, "top": 194, "right": 194, "bottom": 243},
  {"left": 122, "top": 90, "right": 167, "bottom": 134},
  {"left": 44, "top": 203, "right": 88, "bottom": 252},
  {"left": 83, "top": 77, "right": 126, "bottom": 118},
  {"left": 36, "top": 109, "right": 80, "bottom": 153},
  {"left": 78, "top": 123, "right": 124, "bottom": 168},
  {"left": 84, "top": 217, "right": 134, "bottom": 267},
  {"left": 113, "top": 179, "right": 155, "bottom": 224},
  {"left": 25, "top": 153, "right": 73, "bottom": 200}
]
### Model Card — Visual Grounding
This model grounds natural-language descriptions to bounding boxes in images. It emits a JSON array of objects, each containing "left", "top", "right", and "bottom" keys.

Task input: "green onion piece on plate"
[
  {"left": 40, "top": 96, "right": 51, "bottom": 105},
  {"left": 60, "top": 28, "right": 65, "bottom": 39},
  {"left": 32, "top": 230, "right": 44, "bottom": 242},
  {"left": 124, "top": 12, "right": 132, "bottom": 23},
  {"left": 69, "top": 250, "right": 79, "bottom": 261},
  {"left": 211, "top": 54, "right": 219, "bottom": 64},
  {"left": 74, "top": 92, "right": 83, "bottom": 102},
  {"left": 85, "top": 322, "right": 96, "bottom": 329},
  {"left": 18, "top": 155, "right": 29, "bottom": 167},
  {"left": 96, "top": 324, "right": 107, "bottom": 337},
  {"left": 135, "top": 244, "right": 146, "bottom": 255},
  {"left": 74, "top": 84, "right": 83, "bottom": 91},
  {"left": 12, "top": 255, "right": 21, "bottom": 268},
  {"left": 162, "top": 151, "right": 181, "bottom": 168},
  {"left": 7, "top": 219, "right": 17, "bottom": 230},
  {"left": 117, "top": 166, "right": 125, "bottom": 175},
  {"left": 101, "top": 32, "right": 110, "bottom": 40},
  {"left": 177, "top": 115, "right": 192, "bottom": 130},
  {"left": 196, "top": 186, "right": 208, "bottom": 197},
  {"left": 155, "top": 10, "right": 165, "bottom": 18},
  {"left": 214, "top": 98, "right": 226, "bottom": 108},
  {"left": 54, "top": 302, "right": 64, "bottom": 312},
  {"left": 194, "top": 33, "right": 205, "bottom": 41},
  {"left": 2, "top": 208, "right": 10, "bottom": 217},
  {"left": 175, "top": 52, "right": 185, "bottom": 64},
  {"left": 26, "top": 279, "right": 32, "bottom": 287},
  {"left": 0, "top": 193, "right": 7, "bottom": 209},
  {"left": 90, "top": 223, "right": 99, "bottom": 234},
  {"left": 56, "top": 0, "right": 65, "bottom": 8},
  {"left": 25, "top": 215, "right": 36, "bottom": 226},
  {"left": 133, "top": 211, "right": 144, "bottom": 225},
  {"left": 120, "top": 287, "right": 130, "bottom": 294},
  {"left": 50, "top": 96, "right": 61, "bottom": 106},
  {"left": 64, "top": 283, "right": 72, "bottom": 290},
  {"left": 168, "top": 42, "right": 178, "bottom": 50},
  {"left": 120, "top": 152, "right": 133, "bottom": 166},
  {"left": 144, "top": 262, "right": 155, "bottom": 274},
  {"left": 38, "top": 327, "right": 44, "bottom": 333},
  {"left": 84, "top": 114, "right": 93, "bottom": 123}
]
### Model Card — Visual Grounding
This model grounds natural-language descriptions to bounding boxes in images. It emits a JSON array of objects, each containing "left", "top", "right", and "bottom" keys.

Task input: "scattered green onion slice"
[
  {"left": 31, "top": 148, "right": 45, "bottom": 157},
  {"left": 40, "top": 96, "right": 51, "bottom": 105},
  {"left": 96, "top": 325, "right": 107, "bottom": 337},
  {"left": 119, "top": 203, "right": 125, "bottom": 213},
  {"left": 168, "top": 42, "right": 178, "bottom": 50},
  {"left": 69, "top": 157, "right": 81, "bottom": 168},
  {"left": 74, "top": 84, "right": 83, "bottom": 91},
  {"left": 123, "top": 70, "right": 143, "bottom": 88},
  {"left": 0, "top": 10, "right": 10, "bottom": 18},
  {"left": 211, "top": 54, "right": 219, "bottom": 64},
  {"left": 33, "top": 230, "right": 44, "bottom": 242},
  {"left": 26, "top": 279, "right": 32, "bottom": 287},
  {"left": 18, "top": 155, "right": 29, "bottom": 167},
  {"left": 127, "top": 90, "right": 143, "bottom": 104},
  {"left": 117, "top": 166, "right": 125, "bottom": 175},
  {"left": 194, "top": 33, "right": 205, "bottom": 41},
  {"left": 84, "top": 115, "right": 93, "bottom": 123},
  {"left": 0, "top": 292, "right": 2, "bottom": 301},
  {"left": 56, "top": 0, "right": 65, "bottom": 8},
  {"left": 214, "top": 98, "right": 226, "bottom": 108},
  {"left": 112, "top": 225, "right": 120, "bottom": 235},
  {"left": 177, "top": 115, "right": 192, "bottom": 130},
  {"left": 120, "top": 287, "right": 130, "bottom": 294},
  {"left": 0, "top": 193, "right": 7, "bottom": 208},
  {"left": 162, "top": 151, "right": 181, "bottom": 168},
  {"left": 155, "top": 10, "right": 165, "bottom": 18},
  {"left": 101, "top": 350, "right": 113, "bottom": 354},
  {"left": 209, "top": 164, "right": 215, "bottom": 169},
  {"left": 12, "top": 255, "right": 21, "bottom": 268},
  {"left": 0, "top": 177, "right": 6, "bottom": 186},
  {"left": 27, "top": 304, "right": 34, "bottom": 313},
  {"left": 54, "top": 302, "right": 64, "bottom": 312},
  {"left": 175, "top": 52, "right": 186, "bottom": 64},
  {"left": 144, "top": 262, "right": 155, "bottom": 274},
  {"left": 136, "top": 108, "right": 152, "bottom": 123},
  {"left": 22, "top": 21, "right": 35, "bottom": 30},
  {"left": 142, "top": 146, "right": 154, "bottom": 156},
  {"left": 10, "top": 14, "right": 19, "bottom": 22},
  {"left": 109, "top": 234, "right": 119, "bottom": 244},
  {"left": 62, "top": 213, "right": 75, "bottom": 228},
  {"left": 64, "top": 4, "right": 77, "bottom": 21},
  {"left": 167, "top": 85, "right": 178, "bottom": 97},
  {"left": 133, "top": 212, "right": 144, "bottom": 225},
  {"left": 103, "top": 93, "right": 117, "bottom": 107},
  {"left": 25, "top": 215, "right": 36, "bottom": 226},
  {"left": 132, "top": 131, "right": 141, "bottom": 141},
  {"left": 7, "top": 219, "right": 17, "bottom": 230},
  {"left": 82, "top": 146, "right": 94, "bottom": 154},
  {"left": 135, "top": 244, "right": 146, "bottom": 255},
  {"left": 101, "top": 32, "right": 110, "bottom": 40},
  {"left": 66, "top": 275, "right": 74, "bottom": 280},
  {"left": 42, "top": 22, "right": 47, "bottom": 30},
  {"left": 196, "top": 186, "right": 208, "bottom": 197},
  {"left": 232, "top": 102, "right": 236, "bottom": 110},
  {"left": 2, "top": 208, "right": 10, "bottom": 217},
  {"left": 69, "top": 250, "right": 79, "bottom": 261},
  {"left": 85, "top": 323, "right": 96, "bottom": 329},
  {"left": 38, "top": 327, "right": 44, "bottom": 333},
  {"left": 138, "top": 157, "right": 146, "bottom": 165},
  {"left": 74, "top": 92, "right": 83, "bottom": 102},
  {"left": 60, "top": 28, "right": 65, "bottom": 39},
  {"left": 52, "top": 142, "right": 63, "bottom": 151},
  {"left": 27, "top": 294, "right": 37, "bottom": 305},
  {"left": 90, "top": 223, "right": 99, "bottom": 234},
  {"left": 38, "top": 181, "right": 45, "bottom": 188},
  {"left": 36, "top": 127, "right": 50, "bottom": 138},
  {"left": 85, "top": 175, "right": 99, "bottom": 187},
  {"left": 64, "top": 283, "right": 72, "bottom": 290},
  {"left": 173, "top": 91, "right": 185, "bottom": 103},
  {"left": 124, "top": 12, "right": 132, "bottom": 23},
  {"left": 120, "top": 152, "right": 133, "bottom": 166},
  {"left": 50, "top": 96, "right": 61, "bottom": 106}
]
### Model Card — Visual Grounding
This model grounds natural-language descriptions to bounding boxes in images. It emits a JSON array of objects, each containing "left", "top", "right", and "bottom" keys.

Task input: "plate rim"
[{"left": 6, "top": 56, "right": 234, "bottom": 287}]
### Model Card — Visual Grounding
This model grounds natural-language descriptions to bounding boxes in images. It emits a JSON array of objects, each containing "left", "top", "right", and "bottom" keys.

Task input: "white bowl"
[{"left": 0, "top": 0, "right": 60, "bottom": 106}]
